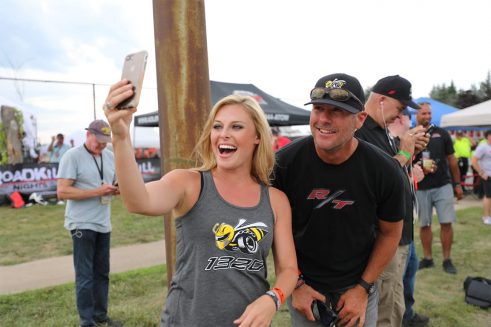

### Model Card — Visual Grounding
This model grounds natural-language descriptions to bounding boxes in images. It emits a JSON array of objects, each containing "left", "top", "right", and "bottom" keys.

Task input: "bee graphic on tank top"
[{"left": 212, "top": 218, "right": 268, "bottom": 254}]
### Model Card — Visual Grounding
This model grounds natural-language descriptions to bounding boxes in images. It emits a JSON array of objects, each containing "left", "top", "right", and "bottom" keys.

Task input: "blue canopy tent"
[
  {"left": 409, "top": 97, "right": 486, "bottom": 131},
  {"left": 409, "top": 97, "right": 458, "bottom": 126}
]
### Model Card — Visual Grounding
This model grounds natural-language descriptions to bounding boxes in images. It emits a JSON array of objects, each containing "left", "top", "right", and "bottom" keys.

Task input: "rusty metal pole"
[{"left": 152, "top": 0, "right": 211, "bottom": 288}]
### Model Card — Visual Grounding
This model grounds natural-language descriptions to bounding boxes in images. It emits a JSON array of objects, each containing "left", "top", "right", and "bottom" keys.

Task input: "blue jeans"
[
  {"left": 71, "top": 229, "right": 111, "bottom": 326},
  {"left": 403, "top": 241, "right": 418, "bottom": 320}
]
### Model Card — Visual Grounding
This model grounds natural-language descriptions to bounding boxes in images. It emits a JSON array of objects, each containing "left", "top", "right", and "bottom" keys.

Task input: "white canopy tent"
[
  {"left": 440, "top": 100, "right": 491, "bottom": 128},
  {"left": 132, "top": 127, "right": 159, "bottom": 148}
]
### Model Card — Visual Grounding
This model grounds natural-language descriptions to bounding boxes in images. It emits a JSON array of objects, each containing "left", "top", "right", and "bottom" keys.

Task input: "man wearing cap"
[
  {"left": 355, "top": 75, "right": 429, "bottom": 327},
  {"left": 57, "top": 120, "right": 122, "bottom": 327},
  {"left": 415, "top": 103, "right": 463, "bottom": 275},
  {"left": 273, "top": 73, "right": 405, "bottom": 327},
  {"left": 388, "top": 110, "right": 429, "bottom": 327}
]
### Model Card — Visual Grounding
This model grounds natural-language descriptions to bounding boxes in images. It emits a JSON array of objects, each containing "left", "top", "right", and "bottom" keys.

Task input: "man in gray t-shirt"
[
  {"left": 471, "top": 130, "right": 491, "bottom": 225},
  {"left": 57, "top": 120, "right": 122, "bottom": 327}
]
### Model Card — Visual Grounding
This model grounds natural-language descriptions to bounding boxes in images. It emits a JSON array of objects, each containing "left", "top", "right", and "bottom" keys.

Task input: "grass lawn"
[
  {"left": 0, "top": 197, "right": 164, "bottom": 265},
  {"left": 1, "top": 204, "right": 490, "bottom": 326}
]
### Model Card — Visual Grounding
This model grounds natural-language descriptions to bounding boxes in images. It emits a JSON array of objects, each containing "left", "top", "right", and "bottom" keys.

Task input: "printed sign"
[{"left": 0, "top": 158, "right": 161, "bottom": 196}]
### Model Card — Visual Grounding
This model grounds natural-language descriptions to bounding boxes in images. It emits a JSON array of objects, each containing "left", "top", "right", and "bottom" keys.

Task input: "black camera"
[{"left": 312, "top": 300, "right": 338, "bottom": 327}]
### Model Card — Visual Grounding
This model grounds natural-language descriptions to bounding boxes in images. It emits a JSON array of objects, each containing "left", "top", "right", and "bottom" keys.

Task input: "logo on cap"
[
  {"left": 100, "top": 127, "right": 111, "bottom": 135},
  {"left": 325, "top": 79, "right": 346, "bottom": 89}
]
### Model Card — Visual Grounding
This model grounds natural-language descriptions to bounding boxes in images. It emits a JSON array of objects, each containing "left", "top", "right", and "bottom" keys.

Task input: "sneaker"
[
  {"left": 56, "top": 200, "right": 65, "bottom": 205},
  {"left": 418, "top": 258, "right": 434, "bottom": 270},
  {"left": 483, "top": 216, "right": 491, "bottom": 225},
  {"left": 95, "top": 318, "right": 123, "bottom": 327},
  {"left": 442, "top": 259, "right": 457, "bottom": 274},
  {"left": 402, "top": 312, "right": 430, "bottom": 327}
]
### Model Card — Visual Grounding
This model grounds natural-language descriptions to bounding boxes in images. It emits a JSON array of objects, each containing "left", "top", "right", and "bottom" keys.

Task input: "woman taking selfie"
[{"left": 103, "top": 79, "right": 297, "bottom": 327}]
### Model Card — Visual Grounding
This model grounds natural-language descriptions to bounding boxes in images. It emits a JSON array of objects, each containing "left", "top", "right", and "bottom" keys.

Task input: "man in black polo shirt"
[
  {"left": 274, "top": 73, "right": 405, "bottom": 327},
  {"left": 355, "top": 75, "right": 429, "bottom": 327}
]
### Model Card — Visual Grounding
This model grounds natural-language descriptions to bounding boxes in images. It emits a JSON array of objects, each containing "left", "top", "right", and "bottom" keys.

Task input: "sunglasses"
[
  {"left": 310, "top": 87, "right": 364, "bottom": 108},
  {"left": 311, "top": 300, "right": 338, "bottom": 327}
]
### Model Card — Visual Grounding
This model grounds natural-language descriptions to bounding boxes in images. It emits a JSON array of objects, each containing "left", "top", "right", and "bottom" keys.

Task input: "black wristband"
[{"left": 265, "top": 290, "right": 280, "bottom": 310}]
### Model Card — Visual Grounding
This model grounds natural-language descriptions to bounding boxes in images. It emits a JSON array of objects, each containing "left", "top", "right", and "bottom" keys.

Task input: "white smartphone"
[{"left": 117, "top": 50, "right": 148, "bottom": 109}]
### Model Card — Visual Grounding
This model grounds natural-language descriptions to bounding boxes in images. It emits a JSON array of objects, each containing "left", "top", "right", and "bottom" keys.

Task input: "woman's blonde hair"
[{"left": 194, "top": 94, "right": 274, "bottom": 185}]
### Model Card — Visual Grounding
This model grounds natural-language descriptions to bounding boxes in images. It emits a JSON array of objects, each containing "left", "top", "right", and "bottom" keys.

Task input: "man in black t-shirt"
[
  {"left": 273, "top": 73, "right": 405, "bottom": 327},
  {"left": 415, "top": 103, "right": 463, "bottom": 275},
  {"left": 355, "top": 75, "right": 429, "bottom": 327}
]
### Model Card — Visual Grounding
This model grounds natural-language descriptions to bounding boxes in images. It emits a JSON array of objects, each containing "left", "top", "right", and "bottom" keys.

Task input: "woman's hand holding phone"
[
  {"left": 103, "top": 80, "right": 136, "bottom": 141},
  {"left": 103, "top": 50, "right": 147, "bottom": 141}
]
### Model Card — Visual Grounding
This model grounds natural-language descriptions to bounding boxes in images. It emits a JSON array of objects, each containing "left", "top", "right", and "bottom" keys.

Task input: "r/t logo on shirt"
[{"left": 307, "top": 189, "right": 354, "bottom": 209}]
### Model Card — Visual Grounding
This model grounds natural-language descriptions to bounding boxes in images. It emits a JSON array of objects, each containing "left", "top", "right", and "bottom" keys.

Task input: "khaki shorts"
[{"left": 416, "top": 183, "right": 456, "bottom": 226}]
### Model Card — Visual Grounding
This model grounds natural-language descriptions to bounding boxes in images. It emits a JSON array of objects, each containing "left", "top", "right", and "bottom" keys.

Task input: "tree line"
[{"left": 430, "top": 71, "right": 491, "bottom": 109}]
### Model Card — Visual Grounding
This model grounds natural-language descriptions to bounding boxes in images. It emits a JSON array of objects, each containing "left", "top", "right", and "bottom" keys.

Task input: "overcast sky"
[{"left": 1, "top": 0, "right": 490, "bottom": 143}]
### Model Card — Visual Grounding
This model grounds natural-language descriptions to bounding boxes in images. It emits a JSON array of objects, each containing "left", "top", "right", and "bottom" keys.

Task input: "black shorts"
[{"left": 482, "top": 177, "right": 491, "bottom": 198}]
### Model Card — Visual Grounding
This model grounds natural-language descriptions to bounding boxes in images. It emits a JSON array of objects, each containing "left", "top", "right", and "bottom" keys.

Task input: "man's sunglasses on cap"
[
  {"left": 312, "top": 300, "right": 338, "bottom": 327},
  {"left": 310, "top": 87, "right": 364, "bottom": 108}
]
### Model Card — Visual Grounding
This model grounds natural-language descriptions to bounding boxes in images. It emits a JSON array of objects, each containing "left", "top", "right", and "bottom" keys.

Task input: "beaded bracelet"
[{"left": 295, "top": 274, "right": 306, "bottom": 290}]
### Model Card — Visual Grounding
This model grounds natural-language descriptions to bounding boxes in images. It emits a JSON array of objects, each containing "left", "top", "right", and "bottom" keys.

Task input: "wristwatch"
[{"left": 358, "top": 278, "right": 376, "bottom": 295}]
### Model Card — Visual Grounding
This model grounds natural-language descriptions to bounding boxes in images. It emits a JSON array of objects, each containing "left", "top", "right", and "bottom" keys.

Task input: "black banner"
[{"left": 137, "top": 157, "right": 161, "bottom": 183}]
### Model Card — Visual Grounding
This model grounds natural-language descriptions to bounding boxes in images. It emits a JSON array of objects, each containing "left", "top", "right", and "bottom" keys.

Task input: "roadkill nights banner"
[{"left": 0, "top": 158, "right": 161, "bottom": 197}]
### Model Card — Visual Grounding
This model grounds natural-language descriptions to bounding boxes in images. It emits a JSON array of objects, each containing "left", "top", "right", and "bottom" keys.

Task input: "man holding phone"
[
  {"left": 415, "top": 102, "right": 463, "bottom": 275},
  {"left": 356, "top": 75, "right": 429, "bottom": 327},
  {"left": 57, "top": 120, "right": 122, "bottom": 327}
]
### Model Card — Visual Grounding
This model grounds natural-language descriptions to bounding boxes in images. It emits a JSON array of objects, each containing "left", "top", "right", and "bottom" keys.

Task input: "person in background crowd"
[
  {"left": 274, "top": 73, "right": 405, "bottom": 327},
  {"left": 271, "top": 126, "right": 292, "bottom": 151},
  {"left": 104, "top": 79, "right": 298, "bottom": 327},
  {"left": 21, "top": 131, "right": 39, "bottom": 163},
  {"left": 472, "top": 137, "right": 487, "bottom": 199},
  {"left": 471, "top": 129, "right": 491, "bottom": 225},
  {"left": 388, "top": 110, "right": 429, "bottom": 327},
  {"left": 49, "top": 133, "right": 72, "bottom": 204},
  {"left": 453, "top": 130, "right": 476, "bottom": 187},
  {"left": 57, "top": 120, "right": 122, "bottom": 327},
  {"left": 415, "top": 103, "right": 463, "bottom": 274},
  {"left": 48, "top": 133, "right": 70, "bottom": 163},
  {"left": 356, "top": 75, "right": 428, "bottom": 327}
]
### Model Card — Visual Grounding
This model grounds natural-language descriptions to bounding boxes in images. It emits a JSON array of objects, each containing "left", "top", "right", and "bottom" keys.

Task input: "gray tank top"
[{"left": 161, "top": 171, "right": 275, "bottom": 326}]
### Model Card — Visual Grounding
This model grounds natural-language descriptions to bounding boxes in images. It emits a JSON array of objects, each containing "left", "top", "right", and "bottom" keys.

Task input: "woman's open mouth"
[{"left": 218, "top": 144, "right": 237, "bottom": 154}]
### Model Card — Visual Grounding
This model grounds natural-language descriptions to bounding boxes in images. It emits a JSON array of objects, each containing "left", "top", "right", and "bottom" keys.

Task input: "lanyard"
[{"left": 84, "top": 144, "right": 104, "bottom": 183}]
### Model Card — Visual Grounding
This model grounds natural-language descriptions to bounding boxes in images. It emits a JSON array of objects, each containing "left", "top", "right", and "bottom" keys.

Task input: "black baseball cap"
[
  {"left": 372, "top": 75, "right": 420, "bottom": 109},
  {"left": 305, "top": 73, "right": 365, "bottom": 113}
]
